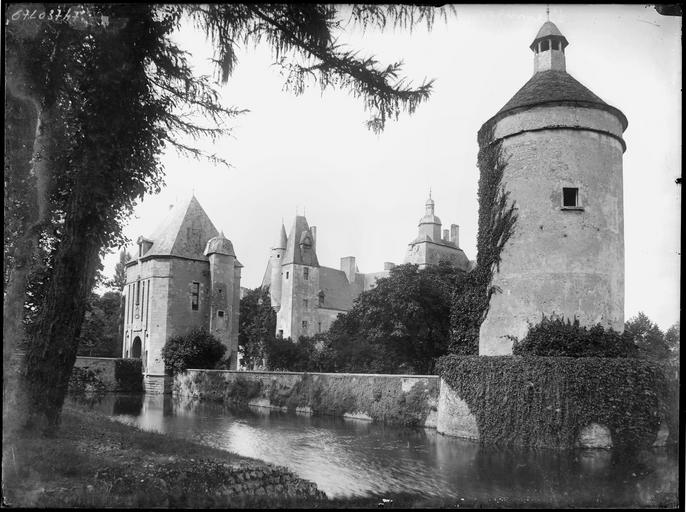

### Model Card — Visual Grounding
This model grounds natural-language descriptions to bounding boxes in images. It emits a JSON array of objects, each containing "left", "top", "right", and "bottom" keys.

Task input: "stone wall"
[
  {"left": 70, "top": 357, "right": 142, "bottom": 393},
  {"left": 174, "top": 370, "right": 439, "bottom": 428}
]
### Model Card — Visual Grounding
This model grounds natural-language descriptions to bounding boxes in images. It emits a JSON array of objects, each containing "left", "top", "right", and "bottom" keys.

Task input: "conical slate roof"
[
  {"left": 143, "top": 195, "right": 219, "bottom": 260},
  {"left": 275, "top": 223, "right": 287, "bottom": 249},
  {"left": 204, "top": 231, "right": 236, "bottom": 257},
  {"left": 529, "top": 21, "right": 568, "bottom": 49}
]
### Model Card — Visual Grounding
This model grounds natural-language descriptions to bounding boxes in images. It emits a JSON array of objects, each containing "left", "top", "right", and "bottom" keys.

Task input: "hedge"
[{"left": 435, "top": 355, "right": 672, "bottom": 448}]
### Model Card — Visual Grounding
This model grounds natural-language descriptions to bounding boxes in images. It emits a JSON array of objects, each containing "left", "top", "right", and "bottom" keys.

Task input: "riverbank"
[
  {"left": 2, "top": 401, "right": 328, "bottom": 508},
  {"left": 2, "top": 399, "right": 678, "bottom": 508}
]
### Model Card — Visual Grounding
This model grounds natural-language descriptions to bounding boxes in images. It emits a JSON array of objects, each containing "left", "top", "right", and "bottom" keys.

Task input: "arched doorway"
[{"left": 131, "top": 337, "right": 142, "bottom": 359}]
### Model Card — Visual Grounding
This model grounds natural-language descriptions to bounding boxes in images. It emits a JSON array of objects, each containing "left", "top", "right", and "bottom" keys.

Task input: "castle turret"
[
  {"left": 418, "top": 192, "right": 442, "bottom": 242},
  {"left": 204, "top": 231, "right": 242, "bottom": 369},
  {"left": 268, "top": 223, "right": 287, "bottom": 310},
  {"left": 477, "top": 20, "right": 627, "bottom": 355}
]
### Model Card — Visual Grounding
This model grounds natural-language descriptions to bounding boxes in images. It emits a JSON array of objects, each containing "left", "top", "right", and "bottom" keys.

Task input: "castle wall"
[{"left": 479, "top": 106, "right": 625, "bottom": 355}]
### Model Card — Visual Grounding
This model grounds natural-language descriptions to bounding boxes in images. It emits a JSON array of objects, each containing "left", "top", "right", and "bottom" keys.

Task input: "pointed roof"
[
  {"left": 143, "top": 195, "right": 219, "bottom": 261},
  {"left": 529, "top": 21, "right": 568, "bottom": 50},
  {"left": 204, "top": 231, "right": 236, "bottom": 257},
  {"left": 274, "top": 223, "right": 287, "bottom": 249},
  {"left": 282, "top": 215, "right": 319, "bottom": 266}
]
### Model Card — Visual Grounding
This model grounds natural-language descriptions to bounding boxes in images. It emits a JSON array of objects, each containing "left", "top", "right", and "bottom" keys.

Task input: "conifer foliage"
[{"left": 4, "top": 3, "right": 450, "bottom": 433}]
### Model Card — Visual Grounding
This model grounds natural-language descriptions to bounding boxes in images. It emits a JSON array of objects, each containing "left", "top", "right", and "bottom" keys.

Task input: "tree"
[
  {"left": 162, "top": 328, "right": 227, "bottom": 374},
  {"left": 321, "top": 262, "right": 465, "bottom": 374},
  {"left": 664, "top": 321, "right": 680, "bottom": 356},
  {"left": 77, "top": 291, "right": 123, "bottom": 358},
  {"left": 108, "top": 250, "right": 131, "bottom": 292},
  {"left": 4, "top": 4, "right": 450, "bottom": 433},
  {"left": 624, "top": 312, "right": 670, "bottom": 361},
  {"left": 238, "top": 287, "right": 277, "bottom": 369}
]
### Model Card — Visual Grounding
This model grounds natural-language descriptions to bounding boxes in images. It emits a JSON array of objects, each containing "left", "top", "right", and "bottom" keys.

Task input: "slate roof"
[
  {"left": 282, "top": 216, "right": 319, "bottom": 266},
  {"left": 530, "top": 21, "right": 568, "bottom": 49},
  {"left": 319, "top": 267, "right": 355, "bottom": 311},
  {"left": 480, "top": 70, "right": 628, "bottom": 141},
  {"left": 142, "top": 195, "right": 219, "bottom": 261}
]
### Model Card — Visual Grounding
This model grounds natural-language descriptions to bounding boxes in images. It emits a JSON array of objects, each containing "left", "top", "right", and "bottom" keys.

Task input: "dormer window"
[{"left": 541, "top": 39, "right": 549, "bottom": 52}]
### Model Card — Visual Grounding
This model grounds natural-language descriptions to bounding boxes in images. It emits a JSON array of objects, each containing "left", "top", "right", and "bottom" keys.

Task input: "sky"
[{"left": 100, "top": 4, "right": 681, "bottom": 330}]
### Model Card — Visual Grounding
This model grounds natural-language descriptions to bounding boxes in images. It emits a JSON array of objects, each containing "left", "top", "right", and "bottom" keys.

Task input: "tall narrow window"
[
  {"left": 304, "top": 267, "right": 309, "bottom": 280},
  {"left": 318, "top": 291, "right": 325, "bottom": 307},
  {"left": 286, "top": 271, "right": 289, "bottom": 279},
  {"left": 303, "top": 298, "right": 308, "bottom": 308},
  {"left": 135, "top": 279, "right": 140, "bottom": 305},
  {"left": 318, "top": 322, "right": 322, "bottom": 333},
  {"left": 302, "top": 320, "right": 308, "bottom": 330},
  {"left": 191, "top": 282, "right": 200, "bottom": 310},
  {"left": 562, "top": 187, "right": 579, "bottom": 208}
]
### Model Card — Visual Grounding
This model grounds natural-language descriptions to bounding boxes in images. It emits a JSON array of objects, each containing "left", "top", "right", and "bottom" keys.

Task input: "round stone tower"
[
  {"left": 478, "top": 20, "right": 628, "bottom": 356},
  {"left": 268, "top": 223, "right": 287, "bottom": 310},
  {"left": 204, "top": 231, "right": 241, "bottom": 368}
]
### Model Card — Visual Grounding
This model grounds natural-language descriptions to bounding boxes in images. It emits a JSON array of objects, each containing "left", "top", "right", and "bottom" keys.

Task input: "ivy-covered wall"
[
  {"left": 173, "top": 370, "right": 439, "bottom": 428},
  {"left": 435, "top": 355, "right": 674, "bottom": 448}
]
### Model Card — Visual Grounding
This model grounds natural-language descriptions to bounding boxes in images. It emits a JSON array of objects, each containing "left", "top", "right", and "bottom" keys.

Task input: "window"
[
  {"left": 278, "top": 329, "right": 284, "bottom": 337},
  {"left": 218, "top": 310, "right": 225, "bottom": 317},
  {"left": 302, "top": 320, "right": 308, "bottom": 330},
  {"left": 304, "top": 267, "right": 309, "bottom": 280},
  {"left": 304, "top": 299, "right": 308, "bottom": 308},
  {"left": 541, "top": 39, "right": 549, "bottom": 52},
  {"left": 318, "top": 291, "right": 325, "bottom": 307},
  {"left": 286, "top": 271, "right": 289, "bottom": 279},
  {"left": 135, "top": 279, "right": 140, "bottom": 305},
  {"left": 318, "top": 322, "right": 322, "bottom": 333},
  {"left": 562, "top": 187, "right": 580, "bottom": 208},
  {"left": 191, "top": 282, "right": 200, "bottom": 310}
]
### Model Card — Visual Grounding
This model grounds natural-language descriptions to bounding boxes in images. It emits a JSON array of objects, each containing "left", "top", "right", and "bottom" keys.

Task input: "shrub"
[
  {"left": 114, "top": 358, "right": 143, "bottom": 392},
  {"left": 512, "top": 315, "right": 637, "bottom": 358},
  {"left": 436, "top": 354, "right": 668, "bottom": 448},
  {"left": 162, "top": 328, "right": 227, "bottom": 374}
]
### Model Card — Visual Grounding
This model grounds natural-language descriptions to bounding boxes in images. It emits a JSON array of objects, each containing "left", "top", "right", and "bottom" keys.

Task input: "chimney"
[
  {"left": 383, "top": 262, "right": 396, "bottom": 271},
  {"left": 443, "top": 229, "right": 449, "bottom": 241},
  {"left": 310, "top": 226, "right": 317, "bottom": 252},
  {"left": 450, "top": 224, "right": 460, "bottom": 247},
  {"left": 340, "top": 256, "right": 356, "bottom": 283}
]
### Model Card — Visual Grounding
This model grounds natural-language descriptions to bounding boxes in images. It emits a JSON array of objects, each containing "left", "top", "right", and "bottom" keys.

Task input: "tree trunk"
[
  {"left": 3, "top": 89, "right": 53, "bottom": 434},
  {"left": 20, "top": 190, "right": 102, "bottom": 433}
]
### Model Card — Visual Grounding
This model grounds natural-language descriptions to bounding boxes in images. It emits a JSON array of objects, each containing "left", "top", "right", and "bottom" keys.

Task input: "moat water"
[{"left": 75, "top": 393, "right": 679, "bottom": 506}]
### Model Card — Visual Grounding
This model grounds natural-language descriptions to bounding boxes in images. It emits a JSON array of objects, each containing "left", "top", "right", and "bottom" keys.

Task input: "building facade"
[
  {"left": 404, "top": 193, "right": 470, "bottom": 271},
  {"left": 263, "top": 196, "right": 470, "bottom": 339},
  {"left": 477, "top": 20, "right": 627, "bottom": 355},
  {"left": 122, "top": 195, "right": 242, "bottom": 390}
]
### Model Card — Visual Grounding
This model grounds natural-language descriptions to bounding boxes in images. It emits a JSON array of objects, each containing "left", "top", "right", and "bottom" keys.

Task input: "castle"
[
  {"left": 121, "top": 195, "right": 242, "bottom": 390},
  {"left": 477, "top": 20, "right": 627, "bottom": 355},
  {"left": 262, "top": 196, "right": 469, "bottom": 340}
]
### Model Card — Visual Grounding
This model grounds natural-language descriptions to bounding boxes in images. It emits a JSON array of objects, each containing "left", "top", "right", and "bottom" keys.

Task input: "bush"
[
  {"left": 114, "top": 358, "right": 143, "bottom": 392},
  {"left": 162, "top": 328, "right": 227, "bottom": 374},
  {"left": 512, "top": 315, "right": 637, "bottom": 358},
  {"left": 436, "top": 354, "right": 668, "bottom": 448}
]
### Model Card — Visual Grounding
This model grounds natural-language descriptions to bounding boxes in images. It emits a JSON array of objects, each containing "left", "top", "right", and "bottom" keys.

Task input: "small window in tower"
[
  {"left": 218, "top": 310, "right": 225, "bottom": 318},
  {"left": 318, "top": 322, "right": 322, "bottom": 333},
  {"left": 318, "top": 292, "right": 325, "bottom": 307},
  {"left": 302, "top": 320, "right": 308, "bottom": 330},
  {"left": 304, "top": 298, "right": 308, "bottom": 308},
  {"left": 304, "top": 267, "right": 309, "bottom": 280},
  {"left": 278, "top": 329, "right": 284, "bottom": 337},
  {"left": 286, "top": 271, "right": 289, "bottom": 279},
  {"left": 541, "top": 39, "right": 549, "bottom": 52},
  {"left": 562, "top": 187, "right": 581, "bottom": 209},
  {"left": 552, "top": 40, "right": 559, "bottom": 51},
  {"left": 191, "top": 282, "right": 200, "bottom": 310}
]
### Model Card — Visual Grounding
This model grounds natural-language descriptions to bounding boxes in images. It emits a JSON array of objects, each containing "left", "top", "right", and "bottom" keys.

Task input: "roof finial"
[
  {"left": 546, "top": 4, "right": 550, "bottom": 21},
  {"left": 429, "top": 187, "right": 432, "bottom": 200}
]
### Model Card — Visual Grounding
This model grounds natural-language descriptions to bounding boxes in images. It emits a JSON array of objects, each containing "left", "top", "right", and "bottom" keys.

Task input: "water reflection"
[{"left": 74, "top": 393, "right": 679, "bottom": 505}]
